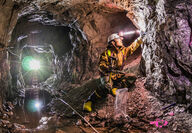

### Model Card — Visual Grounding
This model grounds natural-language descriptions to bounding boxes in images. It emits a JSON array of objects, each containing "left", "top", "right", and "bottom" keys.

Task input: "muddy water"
[
  {"left": 11, "top": 88, "right": 42, "bottom": 129},
  {"left": 11, "top": 105, "right": 83, "bottom": 133},
  {"left": 11, "top": 105, "right": 41, "bottom": 129},
  {"left": 10, "top": 87, "right": 84, "bottom": 133},
  {"left": 11, "top": 88, "right": 50, "bottom": 130}
]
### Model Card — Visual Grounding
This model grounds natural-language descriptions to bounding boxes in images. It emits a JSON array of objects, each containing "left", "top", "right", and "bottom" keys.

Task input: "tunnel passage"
[
  {"left": 7, "top": 10, "right": 90, "bottom": 123},
  {"left": 9, "top": 11, "right": 75, "bottom": 97},
  {"left": 6, "top": 11, "right": 82, "bottom": 129},
  {"left": 7, "top": 3, "right": 142, "bottom": 111},
  {"left": 4, "top": 0, "right": 142, "bottom": 129},
  {"left": 1, "top": 0, "right": 192, "bottom": 132},
  {"left": 0, "top": 1, "right": 148, "bottom": 132},
  {"left": 11, "top": 12, "right": 72, "bottom": 56}
]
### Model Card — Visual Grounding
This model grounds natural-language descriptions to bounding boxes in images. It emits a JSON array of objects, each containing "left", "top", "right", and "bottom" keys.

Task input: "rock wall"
[
  {"left": 107, "top": 0, "right": 192, "bottom": 103},
  {"left": 0, "top": 0, "right": 192, "bottom": 132},
  {"left": 0, "top": 0, "right": 18, "bottom": 107}
]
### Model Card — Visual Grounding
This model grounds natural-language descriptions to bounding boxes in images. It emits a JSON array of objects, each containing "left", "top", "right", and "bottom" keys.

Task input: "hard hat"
[{"left": 107, "top": 33, "right": 121, "bottom": 43}]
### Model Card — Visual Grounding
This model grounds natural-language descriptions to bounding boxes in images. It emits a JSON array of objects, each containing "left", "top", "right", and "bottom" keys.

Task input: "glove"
[{"left": 139, "top": 30, "right": 146, "bottom": 39}]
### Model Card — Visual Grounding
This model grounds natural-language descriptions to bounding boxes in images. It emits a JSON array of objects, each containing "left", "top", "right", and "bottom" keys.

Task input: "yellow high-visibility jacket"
[{"left": 98, "top": 37, "right": 142, "bottom": 76}]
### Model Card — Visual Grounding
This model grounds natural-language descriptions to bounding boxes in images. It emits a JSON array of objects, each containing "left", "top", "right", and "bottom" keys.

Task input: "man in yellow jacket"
[{"left": 83, "top": 31, "right": 144, "bottom": 112}]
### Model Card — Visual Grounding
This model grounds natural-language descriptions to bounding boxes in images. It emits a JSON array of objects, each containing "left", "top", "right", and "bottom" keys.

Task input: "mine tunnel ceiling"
[{"left": 11, "top": 12, "right": 73, "bottom": 57}]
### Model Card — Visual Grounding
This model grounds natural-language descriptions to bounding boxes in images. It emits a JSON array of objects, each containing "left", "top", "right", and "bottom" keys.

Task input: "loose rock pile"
[{"left": 0, "top": 102, "right": 27, "bottom": 133}]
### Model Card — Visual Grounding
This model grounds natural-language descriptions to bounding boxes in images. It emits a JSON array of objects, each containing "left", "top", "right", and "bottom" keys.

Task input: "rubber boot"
[
  {"left": 111, "top": 88, "right": 118, "bottom": 96},
  {"left": 83, "top": 101, "right": 92, "bottom": 112},
  {"left": 83, "top": 91, "right": 101, "bottom": 112}
]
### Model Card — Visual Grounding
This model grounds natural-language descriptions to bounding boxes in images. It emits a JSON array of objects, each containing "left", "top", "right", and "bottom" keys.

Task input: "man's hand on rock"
[{"left": 139, "top": 30, "right": 146, "bottom": 39}]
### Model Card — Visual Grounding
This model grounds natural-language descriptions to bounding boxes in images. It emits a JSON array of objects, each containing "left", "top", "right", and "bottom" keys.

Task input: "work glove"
[{"left": 139, "top": 30, "right": 146, "bottom": 39}]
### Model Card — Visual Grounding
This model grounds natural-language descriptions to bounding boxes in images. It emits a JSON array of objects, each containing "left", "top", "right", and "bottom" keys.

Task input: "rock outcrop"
[
  {"left": 113, "top": 0, "right": 192, "bottom": 103},
  {"left": 0, "top": 0, "right": 192, "bottom": 132}
]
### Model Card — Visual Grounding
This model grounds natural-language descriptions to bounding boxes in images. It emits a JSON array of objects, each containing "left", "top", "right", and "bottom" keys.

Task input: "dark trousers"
[{"left": 87, "top": 73, "right": 137, "bottom": 102}]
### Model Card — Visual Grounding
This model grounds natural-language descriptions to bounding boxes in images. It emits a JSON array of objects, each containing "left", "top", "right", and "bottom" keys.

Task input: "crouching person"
[{"left": 83, "top": 31, "right": 144, "bottom": 112}]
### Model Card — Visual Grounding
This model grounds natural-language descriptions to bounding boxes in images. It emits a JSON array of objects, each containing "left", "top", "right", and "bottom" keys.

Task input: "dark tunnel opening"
[
  {"left": 11, "top": 15, "right": 73, "bottom": 57},
  {"left": 9, "top": 11, "right": 74, "bottom": 91},
  {"left": 7, "top": 11, "right": 77, "bottom": 129}
]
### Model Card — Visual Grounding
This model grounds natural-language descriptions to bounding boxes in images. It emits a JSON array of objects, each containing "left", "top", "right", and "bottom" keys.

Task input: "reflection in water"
[{"left": 11, "top": 88, "right": 51, "bottom": 129}]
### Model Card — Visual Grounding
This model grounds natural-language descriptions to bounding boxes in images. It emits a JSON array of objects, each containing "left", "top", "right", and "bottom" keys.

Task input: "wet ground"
[{"left": 0, "top": 48, "right": 176, "bottom": 133}]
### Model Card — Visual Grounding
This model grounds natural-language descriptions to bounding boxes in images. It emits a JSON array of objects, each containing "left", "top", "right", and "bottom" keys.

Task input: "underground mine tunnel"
[{"left": 0, "top": 0, "right": 192, "bottom": 133}]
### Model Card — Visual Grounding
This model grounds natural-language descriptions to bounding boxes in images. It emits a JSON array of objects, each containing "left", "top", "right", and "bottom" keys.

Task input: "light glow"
[
  {"left": 29, "top": 59, "right": 40, "bottom": 70},
  {"left": 27, "top": 100, "right": 42, "bottom": 112},
  {"left": 119, "top": 30, "right": 140, "bottom": 36},
  {"left": 22, "top": 56, "right": 41, "bottom": 71},
  {"left": 35, "top": 101, "right": 41, "bottom": 109}
]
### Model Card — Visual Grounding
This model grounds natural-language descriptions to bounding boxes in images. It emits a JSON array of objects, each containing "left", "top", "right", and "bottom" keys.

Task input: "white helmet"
[{"left": 107, "top": 33, "right": 121, "bottom": 44}]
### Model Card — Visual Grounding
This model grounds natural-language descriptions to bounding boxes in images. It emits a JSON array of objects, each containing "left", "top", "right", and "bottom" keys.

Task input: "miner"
[{"left": 83, "top": 30, "right": 145, "bottom": 112}]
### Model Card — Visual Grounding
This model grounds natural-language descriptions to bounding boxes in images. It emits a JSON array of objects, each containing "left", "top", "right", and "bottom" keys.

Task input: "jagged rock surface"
[
  {"left": 0, "top": 0, "right": 192, "bottom": 133},
  {"left": 109, "top": 0, "right": 192, "bottom": 103}
]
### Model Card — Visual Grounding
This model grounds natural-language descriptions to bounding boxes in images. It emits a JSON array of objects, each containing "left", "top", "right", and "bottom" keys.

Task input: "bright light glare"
[
  {"left": 27, "top": 100, "right": 43, "bottom": 112},
  {"left": 22, "top": 56, "right": 41, "bottom": 71},
  {"left": 29, "top": 59, "right": 40, "bottom": 70},
  {"left": 122, "top": 31, "right": 136, "bottom": 36},
  {"left": 119, "top": 30, "right": 141, "bottom": 36},
  {"left": 34, "top": 101, "right": 41, "bottom": 109}
]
